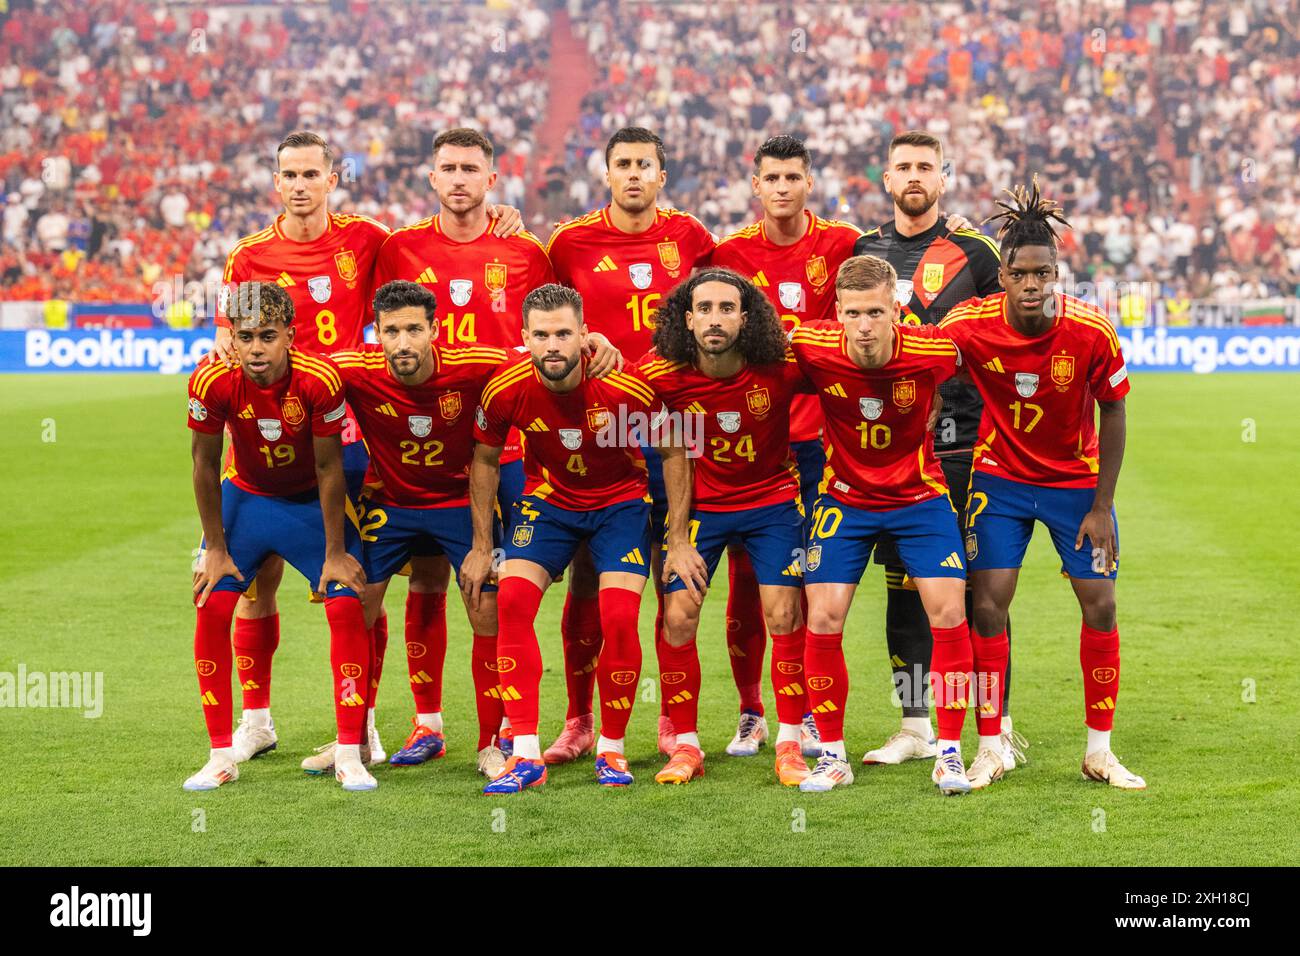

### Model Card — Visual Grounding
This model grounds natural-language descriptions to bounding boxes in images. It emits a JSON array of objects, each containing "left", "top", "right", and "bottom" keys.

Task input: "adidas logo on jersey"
[
  {"left": 940, "top": 552, "right": 964, "bottom": 570},
  {"left": 823, "top": 383, "right": 847, "bottom": 398},
  {"left": 982, "top": 357, "right": 1006, "bottom": 373},
  {"left": 620, "top": 548, "right": 645, "bottom": 565},
  {"left": 593, "top": 256, "right": 616, "bottom": 272},
  {"left": 752, "top": 270, "right": 770, "bottom": 287},
  {"left": 375, "top": 402, "right": 398, "bottom": 417},
  {"left": 276, "top": 272, "right": 295, "bottom": 287},
  {"left": 417, "top": 267, "right": 438, "bottom": 285},
  {"left": 683, "top": 401, "right": 706, "bottom": 415},
  {"left": 525, "top": 417, "right": 549, "bottom": 432}
]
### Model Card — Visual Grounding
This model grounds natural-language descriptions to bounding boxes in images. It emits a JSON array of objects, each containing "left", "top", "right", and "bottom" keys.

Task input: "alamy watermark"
[{"left": 0, "top": 664, "right": 103, "bottom": 718}]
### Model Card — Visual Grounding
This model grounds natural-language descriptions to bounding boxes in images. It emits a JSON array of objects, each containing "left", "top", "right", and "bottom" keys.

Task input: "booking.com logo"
[{"left": 24, "top": 330, "right": 214, "bottom": 374}]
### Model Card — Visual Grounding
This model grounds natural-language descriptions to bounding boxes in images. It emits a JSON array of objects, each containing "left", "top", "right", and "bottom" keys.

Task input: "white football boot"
[
  {"left": 932, "top": 747, "right": 972, "bottom": 795},
  {"left": 183, "top": 752, "right": 239, "bottom": 791},
  {"left": 1082, "top": 749, "right": 1146, "bottom": 790},
  {"left": 799, "top": 753, "right": 855, "bottom": 792},
  {"left": 477, "top": 745, "right": 508, "bottom": 779},
  {"left": 335, "top": 746, "right": 378, "bottom": 792},
  {"left": 230, "top": 715, "right": 277, "bottom": 763},
  {"left": 725, "top": 711, "right": 769, "bottom": 756},
  {"left": 965, "top": 747, "right": 1006, "bottom": 790},
  {"left": 862, "top": 727, "right": 938, "bottom": 765}
]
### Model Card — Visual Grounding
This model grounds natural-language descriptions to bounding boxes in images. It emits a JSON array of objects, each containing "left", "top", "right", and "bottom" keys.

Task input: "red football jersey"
[
  {"left": 187, "top": 350, "right": 347, "bottom": 497},
  {"left": 639, "top": 349, "right": 808, "bottom": 511},
  {"left": 219, "top": 212, "right": 390, "bottom": 353},
  {"left": 790, "top": 322, "right": 961, "bottom": 510},
  {"left": 712, "top": 212, "right": 862, "bottom": 443},
  {"left": 332, "top": 343, "right": 509, "bottom": 508},
  {"left": 546, "top": 206, "right": 715, "bottom": 357},
  {"left": 372, "top": 217, "right": 555, "bottom": 348},
  {"left": 475, "top": 354, "right": 656, "bottom": 511},
  {"left": 939, "top": 291, "right": 1131, "bottom": 488}
]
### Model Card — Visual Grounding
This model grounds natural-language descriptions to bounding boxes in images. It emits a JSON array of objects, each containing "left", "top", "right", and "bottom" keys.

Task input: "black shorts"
[{"left": 873, "top": 452, "right": 973, "bottom": 568}]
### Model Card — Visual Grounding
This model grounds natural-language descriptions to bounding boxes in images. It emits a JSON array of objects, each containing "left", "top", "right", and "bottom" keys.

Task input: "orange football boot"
[{"left": 654, "top": 743, "right": 705, "bottom": 784}]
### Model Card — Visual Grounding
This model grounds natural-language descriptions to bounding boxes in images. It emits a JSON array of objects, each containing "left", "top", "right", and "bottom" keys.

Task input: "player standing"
[
  {"left": 462, "top": 285, "right": 658, "bottom": 792},
  {"left": 186, "top": 282, "right": 374, "bottom": 792},
  {"left": 790, "top": 257, "right": 987, "bottom": 795},
  {"left": 370, "top": 128, "right": 555, "bottom": 766},
  {"left": 545, "top": 126, "right": 753, "bottom": 761},
  {"left": 332, "top": 280, "right": 512, "bottom": 778},
  {"left": 852, "top": 131, "right": 1023, "bottom": 770},
  {"left": 643, "top": 269, "right": 813, "bottom": 786},
  {"left": 939, "top": 180, "right": 1144, "bottom": 789}
]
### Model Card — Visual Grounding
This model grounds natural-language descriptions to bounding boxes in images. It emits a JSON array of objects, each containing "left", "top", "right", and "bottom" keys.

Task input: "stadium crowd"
[{"left": 0, "top": 0, "right": 1296, "bottom": 315}]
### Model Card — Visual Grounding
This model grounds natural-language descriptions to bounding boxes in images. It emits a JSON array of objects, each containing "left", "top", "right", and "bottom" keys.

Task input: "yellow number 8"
[{"left": 315, "top": 309, "right": 338, "bottom": 346}]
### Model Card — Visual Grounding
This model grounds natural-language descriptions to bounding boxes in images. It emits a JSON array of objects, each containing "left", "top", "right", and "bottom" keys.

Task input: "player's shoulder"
[
  {"left": 813, "top": 215, "right": 865, "bottom": 239},
  {"left": 1059, "top": 294, "right": 1122, "bottom": 353},
  {"left": 225, "top": 224, "right": 278, "bottom": 265},
  {"left": 949, "top": 227, "right": 1002, "bottom": 263},
  {"left": 852, "top": 221, "right": 889, "bottom": 249},
  {"left": 189, "top": 358, "right": 237, "bottom": 399},
  {"left": 507, "top": 228, "right": 550, "bottom": 258},
  {"left": 938, "top": 292, "right": 1003, "bottom": 328},
  {"left": 331, "top": 343, "right": 385, "bottom": 375},
  {"left": 639, "top": 352, "right": 690, "bottom": 382},
  {"left": 714, "top": 221, "right": 763, "bottom": 250},
  {"left": 659, "top": 206, "right": 715, "bottom": 245},
  {"left": 331, "top": 212, "right": 391, "bottom": 239},
  {"left": 545, "top": 209, "right": 605, "bottom": 252},
  {"left": 381, "top": 216, "right": 436, "bottom": 247},
  {"left": 601, "top": 366, "right": 657, "bottom": 405},
  {"left": 439, "top": 343, "right": 512, "bottom": 370},
  {"left": 290, "top": 349, "right": 344, "bottom": 395},
  {"left": 898, "top": 322, "right": 960, "bottom": 356},
  {"left": 790, "top": 319, "right": 843, "bottom": 349},
  {"left": 481, "top": 351, "right": 534, "bottom": 403}
]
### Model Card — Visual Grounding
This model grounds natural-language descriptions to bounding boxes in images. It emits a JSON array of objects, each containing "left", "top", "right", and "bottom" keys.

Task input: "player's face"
[
  {"left": 430, "top": 144, "right": 497, "bottom": 215},
  {"left": 606, "top": 143, "right": 666, "bottom": 214},
  {"left": 376, "top": 305, "right": 434, "bottom": 378},
  {"left": 752, "top": 157, "right": 812, "bottom": 222},
  {"left": 836, "top": 285, "right": 899, "bottom": 362},
  {"left": 274, "top": 146, "right": 337, "bottom": 218},
  {"left": 234, "top": 320, "right": 294, "bottom": 385},
  {"left": 687, "top": 281, "right": 746, "bottom": 355},
  {"left": 1001, "top": 245, "right": 1059, "bottom": 323},
  {"left": 524, "top": 307, "right": 586, "bottom": 383},
  {"left": 883, "top": 145, "right": 945, "bottom": 218}
]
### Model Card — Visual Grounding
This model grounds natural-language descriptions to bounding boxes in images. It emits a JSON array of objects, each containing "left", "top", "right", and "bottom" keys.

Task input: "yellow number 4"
[{"left": 566, "top": 453, "right": 588, "bottom": 476}]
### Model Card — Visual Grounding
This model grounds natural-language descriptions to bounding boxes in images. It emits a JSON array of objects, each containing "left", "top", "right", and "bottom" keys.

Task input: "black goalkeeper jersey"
[{"left": 854, "top": 219, "right": 1002, "bottom": 455}]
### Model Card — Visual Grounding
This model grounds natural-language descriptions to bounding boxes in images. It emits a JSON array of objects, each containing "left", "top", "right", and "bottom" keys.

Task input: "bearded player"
[
  {"left": 186, "top": 282, "right": 374, "bottom": 792},
  {"left": 642, "top": 269, "right": 813, "bottom": 786},
  {"left": 791, "top": 257, "right": 988, "bottom": 795},
  {"left": 369, "top": 127, "right": 555, "bottom": 766},
  {"left": 939, "top": 180, "right": 1144, "bottom": 790},
  {"left": 212, "top": 130, "right": 523, "bottom": 773},
  {"left": 547, "top": 126, "right": 774, "bottom": 762},
  {"left": 462, "top": 284, "right": 659, "bottom": 792}
]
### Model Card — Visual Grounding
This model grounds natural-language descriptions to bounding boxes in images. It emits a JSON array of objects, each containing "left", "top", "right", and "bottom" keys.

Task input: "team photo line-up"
[{"left": 184, "top": 123, "right": 1143, "bottom": 797}]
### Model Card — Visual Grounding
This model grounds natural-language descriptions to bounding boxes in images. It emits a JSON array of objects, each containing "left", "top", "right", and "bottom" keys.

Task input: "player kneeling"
[
  {"left": 643, "top": 270, "right": 814, "bottom": 786},
  {"left": 186, "top": 282, "right": 375, "bottom": 792},
  {"left": 791, "top": 257, "right": 998, "bottom": 795},
  {"left": 461, "top": 284, "right": 653, "bottom": 793}
]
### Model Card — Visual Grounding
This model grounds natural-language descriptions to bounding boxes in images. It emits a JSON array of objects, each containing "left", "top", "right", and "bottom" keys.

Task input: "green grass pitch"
[{"left": 1, "top": 372, "right": 1295, "bottom": 866}]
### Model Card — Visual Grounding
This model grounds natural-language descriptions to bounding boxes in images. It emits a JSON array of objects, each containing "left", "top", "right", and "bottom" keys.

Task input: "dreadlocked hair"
[
  {"left": 651, "top": 268, "right": 788, "bottom": 366},
  {"left": 982, "top": 174, "right": 1071, "bottom": 266}
]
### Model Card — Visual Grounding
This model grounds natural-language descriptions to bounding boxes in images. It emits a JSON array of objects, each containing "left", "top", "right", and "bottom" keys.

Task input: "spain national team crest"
[
  {"left": 778, "top": 281, "right": 804, "bottom": 312},
  {"left": 439, "top": 391, "right": 462, "bottom": 421},
  {"left": 586, "top": 406, "right": 610, "bottom": 432},
  {"left": 892, "top": 379, "right": 916, "bottom": 409},
  {"left": 484, "top": 261, "right": 508, "bottom": 296},
  {"left": 965, "top": 532, "right": 978, "bottom": 561},
  {"left": 257, "top": 418, "right": 283, "bottom": 441},
  {"left": 860, "top": 397, "right": 883, "bottom": 420},
  {"left": 611, "top": 669, "right": 636, "bottom": 685},
  {"left": 281, "top": 396, "right": 305, "bottom": 427},
  {"left": 1015, "top": 372, "right": 1039, "bottom": 398},
  {"left": 745, "top": 387, "right": 771, "bottom": 416},
  {"left": 657, "top": 241, "right": 681, "bottom": 272},
  {"left": 922, "top": 262, "right": 945, "bottom": 294},
  {"left": 629, "top": 262, "right": 653, "bottom": 290},
  {"left": 307, "top": 275, "right": 332, "bottom": 303},
  {"left": 559, "top": 428, "right": 583, "bottom": 450},
  {"left": 806, "top": 544, "right": 822, "bottom": 571},
  {"left": 1051, "top": 352, "right": 1075, "bottom": 387},
  {"left": 408, "top": 415, "right": 433, "bottom": 438},
  {"left": 449, "top": 279, "right": 473, "bottom": 307},
  {"left": 805, "top": 255, "right": 828, "bottom": 287},
  {"left": 334, "top": 249, "right": 358, "bottom": 282},
  {"left": 661, "top": 671, "right": 686, "bottom": 685},
  {"left": 512, "top": 525, "right": 533, "bottom": 547},
  {"left": 716, "top": 411, "right": 741, "bottom": 433}
]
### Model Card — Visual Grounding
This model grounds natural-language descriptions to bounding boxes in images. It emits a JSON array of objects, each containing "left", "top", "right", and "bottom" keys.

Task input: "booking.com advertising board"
[{"left": 3, "top": 326, "right": 1300, "bottom": 374}]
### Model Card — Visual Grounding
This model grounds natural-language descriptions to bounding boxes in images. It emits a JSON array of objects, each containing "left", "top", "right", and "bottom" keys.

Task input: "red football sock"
[
  {"left": 726, "top": 550, "right": 766, "bottom": 715},
  {"left": 194, "top": 591, "right": 239, "bottom": 748},
  {"left": 804, "top": 630, "right": 848, "bottom": 742},
  {"left": 496, "top": 577, "right": 545, "bottom": 736},
  {"left": 929, "top": 621, "right": 974, "bottom": 741},
  {"left": 770, "top": 627, "right": 808, "bottom": 726},
  {"left": 658, "top": 640, "right": 701, "bottom": 734},
  {"left": 369, "top": 611, "right": 389, "bottom": 710},
  {"left": 471, "top": 632, "right": 503, "bottom": 750},
  {"left": 560, "top": 592, "right": 602, "bottom": 719},
  {"left": 1081, "top": 623, "right": 1120, "bottom": 731},
  {"left": 325, "top": 595, "right": 373, "bottom": 746},
  {"left": 973, "top": 629, "right": 1009, "bottom": 736},
  {"left": 596, "top": 587, "right": 643, "bottom": 740},
  {"left": 655, "top": 595, "right": 670, "bottom": 718},
  {"left": 405, "top": 591, "right": 447, "bottom": 714},
  {"left": 232, "top": 613, "right": 278, "bottom": 710}
]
